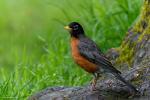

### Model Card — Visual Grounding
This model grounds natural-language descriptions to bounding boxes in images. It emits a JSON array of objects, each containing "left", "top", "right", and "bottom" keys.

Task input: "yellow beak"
[{"left": 64, "top": 26, "right": 72, "bottom": 31}]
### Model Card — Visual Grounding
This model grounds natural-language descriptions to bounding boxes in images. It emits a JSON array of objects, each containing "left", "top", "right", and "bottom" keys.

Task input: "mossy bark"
[
  {"left": 115, "top": 0, "right": 150, "bottom": 68},
  {"left": 29, "top": 0, "right": 150, "bottom": 100}
]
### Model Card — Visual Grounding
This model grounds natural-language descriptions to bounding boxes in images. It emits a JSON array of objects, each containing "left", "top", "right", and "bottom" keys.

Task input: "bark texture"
[{"left": 29, "top": 0, "right": 150, "bottom": 100}]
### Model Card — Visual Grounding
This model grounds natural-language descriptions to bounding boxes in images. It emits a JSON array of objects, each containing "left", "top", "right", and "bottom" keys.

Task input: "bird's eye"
[{"left": 74, "top": 25, "right": 78, "bottom": 30}]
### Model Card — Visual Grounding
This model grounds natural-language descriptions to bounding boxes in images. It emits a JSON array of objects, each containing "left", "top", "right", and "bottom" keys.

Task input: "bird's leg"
[
  {"left": 106, "top": 80, "right": 113, "bottom": 87},
  {"left": 91, "top": 78, "right": 97, "bottom": 91},
  {"left": 90, "top": 73, "right": 99, "bottom": 91}
]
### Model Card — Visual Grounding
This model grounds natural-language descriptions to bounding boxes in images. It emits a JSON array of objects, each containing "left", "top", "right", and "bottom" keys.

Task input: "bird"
[{"left": 64, "top": 22, "right": 138, "bottom": 93}]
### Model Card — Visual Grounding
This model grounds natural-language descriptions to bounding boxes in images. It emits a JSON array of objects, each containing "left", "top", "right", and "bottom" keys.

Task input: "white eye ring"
[{"left": 74, "top": 25, "right": 78, "bottom": 30}]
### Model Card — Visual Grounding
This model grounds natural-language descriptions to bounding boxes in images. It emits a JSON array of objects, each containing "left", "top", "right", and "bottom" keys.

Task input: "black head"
[{"left": 64, "top": 22, "right": 85, "bottom": 38}]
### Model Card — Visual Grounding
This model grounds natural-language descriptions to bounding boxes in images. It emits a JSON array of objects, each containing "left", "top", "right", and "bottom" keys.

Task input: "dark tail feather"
[{"left": 114, "top": 73, "right": 138, "bottom": 93}]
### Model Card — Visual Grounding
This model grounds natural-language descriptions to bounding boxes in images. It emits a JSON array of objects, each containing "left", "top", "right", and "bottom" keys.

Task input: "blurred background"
[{"left": 0, "top": 0, "right": 142, "bottom": 99}]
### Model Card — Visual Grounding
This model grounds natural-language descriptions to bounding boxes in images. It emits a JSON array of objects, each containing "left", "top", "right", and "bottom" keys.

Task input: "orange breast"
[{"left": 71, "top": 37, "right": 98, "bottom": 73}]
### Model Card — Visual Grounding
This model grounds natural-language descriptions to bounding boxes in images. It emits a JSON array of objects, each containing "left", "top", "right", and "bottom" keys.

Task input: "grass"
[{"left": 0, "top": 0, "right": 142, "bottom": 99}]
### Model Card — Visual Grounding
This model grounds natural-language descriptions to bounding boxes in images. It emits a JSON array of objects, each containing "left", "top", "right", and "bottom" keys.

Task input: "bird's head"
[{"left": 64, "top": 22, "right": 85, "bottom": 38}]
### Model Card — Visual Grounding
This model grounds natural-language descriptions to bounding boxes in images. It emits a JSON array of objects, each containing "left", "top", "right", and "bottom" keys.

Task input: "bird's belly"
[
  {"left": 72, "top": 53, "right": 98, "bottom": 73},
  {"left": 71, "top": 37, "right": 98, "bottom": 73}
]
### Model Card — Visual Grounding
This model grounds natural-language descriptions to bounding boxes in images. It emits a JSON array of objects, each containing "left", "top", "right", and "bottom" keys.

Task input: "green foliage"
[{"left": 0, "top": 0, "right": 142, "bottom": 99}]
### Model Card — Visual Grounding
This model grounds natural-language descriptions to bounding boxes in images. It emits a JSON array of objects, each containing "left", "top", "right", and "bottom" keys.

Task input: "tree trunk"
[{"left": 29, "top": 0, "right": 150, "bottom": 100}]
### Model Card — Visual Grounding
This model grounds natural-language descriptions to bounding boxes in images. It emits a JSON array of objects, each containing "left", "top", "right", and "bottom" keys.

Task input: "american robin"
[{"left": 64, "top": 22, "right": 138, "bottom": 93}]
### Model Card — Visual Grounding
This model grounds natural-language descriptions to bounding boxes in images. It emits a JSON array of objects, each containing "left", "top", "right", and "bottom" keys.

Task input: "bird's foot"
[
  {"left": 106, "top": 80, "right": 113, "bottom": 87},
  {"left": 90, "top": 78, "right": 97, "bottom": 91},
  {"left": 91, "top": 83, "right": 97, "bottom": 91}
]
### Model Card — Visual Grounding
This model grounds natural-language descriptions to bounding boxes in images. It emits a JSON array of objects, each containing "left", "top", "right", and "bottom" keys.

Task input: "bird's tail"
[{"left": 114, "top": 73, "right": 138, "bottom": 93}]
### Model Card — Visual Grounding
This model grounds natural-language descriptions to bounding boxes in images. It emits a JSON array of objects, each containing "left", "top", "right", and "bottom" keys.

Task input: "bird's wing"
[{"left": 78, "top": 38, "right": 121, "bottom": 74}]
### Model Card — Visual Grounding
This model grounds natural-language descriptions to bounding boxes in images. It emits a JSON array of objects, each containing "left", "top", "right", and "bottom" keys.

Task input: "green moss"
[
  {"left": 138, "top": 27, "right": 149, "bottom": 42},
  {"left": 132, "top": 0, "right": 150, "bottom": 42},
  {"left": 115, "top": 0, "right": 150, "bottom": 67},
  {"left": 115, "top": 43, "right": 134, "bottom": 67}
]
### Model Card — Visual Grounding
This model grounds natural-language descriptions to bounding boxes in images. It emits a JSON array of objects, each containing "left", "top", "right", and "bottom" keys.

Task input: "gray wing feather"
[{"left": 78, "top": 38, "right": 121, "bottom": 74}]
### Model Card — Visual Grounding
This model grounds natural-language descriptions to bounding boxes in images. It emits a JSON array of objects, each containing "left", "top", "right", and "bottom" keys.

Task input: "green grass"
[{"left": 0, "top": 0, "right": 142, "bottom": 99}]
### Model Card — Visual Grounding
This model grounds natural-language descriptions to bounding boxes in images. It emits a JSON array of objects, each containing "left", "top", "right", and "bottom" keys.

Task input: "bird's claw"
[
  {"left": 90, "top": 78, "right": 97, "bottom": 91},
  {"left": 106, "top": 80, "right": 113, "bottom": 87}
]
